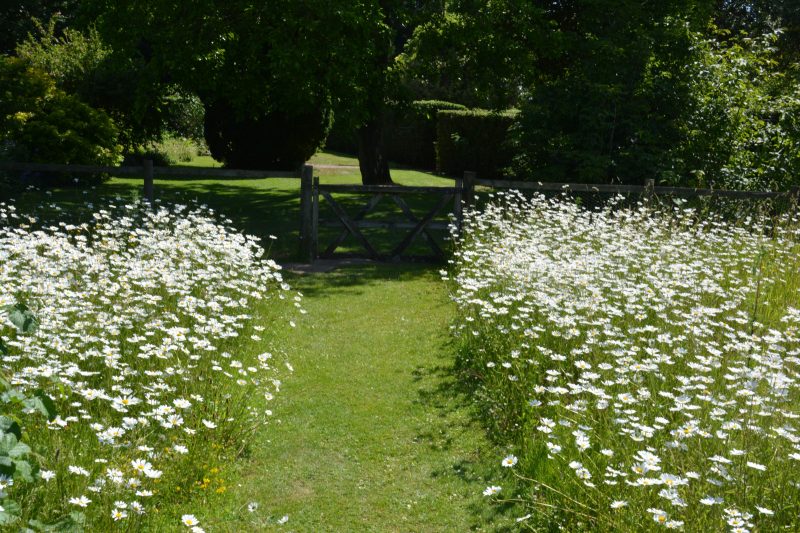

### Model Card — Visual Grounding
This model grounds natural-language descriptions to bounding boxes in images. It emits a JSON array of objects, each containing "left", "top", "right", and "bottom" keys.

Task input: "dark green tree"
[
  {"left": 0, "top": 1, "right": 78, "bottom": 54},
  {"left": 399, "top": 1, "right": 544, "bottom": 109},
  {"left": 84, "top": 0, "right": 386, "bottom": 172},
  {"left": 510, "top": 0, "right": 714, "bottom": 184}
]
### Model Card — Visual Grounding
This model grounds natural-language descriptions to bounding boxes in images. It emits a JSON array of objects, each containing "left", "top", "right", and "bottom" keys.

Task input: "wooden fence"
[
  {"left": 0, "top": 160, "right": 301, "bottom": 200},
  {"left": 4, "top": 160, "right": 795, "bottom": 264},
  {"left": 0, "top": 159, "right": 309, "bottom": 254},
  {"left": 464, "top": 172, "right": 796, "bottom": 200}
]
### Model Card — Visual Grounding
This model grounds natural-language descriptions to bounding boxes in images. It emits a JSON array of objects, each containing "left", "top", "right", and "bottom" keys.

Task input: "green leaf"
[
  {"left": 8, "top": 440, "right": 30, "bottom": 458},
  {"left": 0, "top": 456, "right": 16, "bottom": 477},
  {"left": 28, "top": 512, "right": 85, "bottom": 533},
  {"left": 0, "top": 416, "right": 21, "bottom": 440},
  {"left": 24, "top": 390, "right": 57, "bottom": 421},
  {"left": 0, "top": 337, "right": 7, "bottom": 356},
  {"left": 13, "top": 458, "right": 34, "bottom": 482},
  {"left": 5, "top": 304, "right": 38, "bottom": 334},
  {"left": 0, "top": 498, "right": 20, "bottom": 525},
  {"left": 0, "top": 432, "right": 17, "bottom": 454}
]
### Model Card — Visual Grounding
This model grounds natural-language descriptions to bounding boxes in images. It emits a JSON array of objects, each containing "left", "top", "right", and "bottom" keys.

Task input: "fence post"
[
  {"left": 463, "top": 171, "right": 477, "bottom": 205},
  {"left": 643, "top": 178, "right": 655, "bottom": 207},
  {"left": 143, "top": 159, "right": 154, "bottom": 203},
  {"left": 300, "top": 164, "right": 314, "bottom": 263},
  {"left": 312, "top": 176, "right": 320, "bottom": 260}
]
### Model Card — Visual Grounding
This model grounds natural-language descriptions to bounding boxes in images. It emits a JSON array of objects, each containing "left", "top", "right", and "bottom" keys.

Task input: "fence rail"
[
  {"left": 0, "top": 160, "right": 302, "bottom": 210},
  {"left": 6, "top": 159, "right": 794, "bottom": 264},
  {"left": 469, "top": 173, "right": 796, "bottom": 200}
]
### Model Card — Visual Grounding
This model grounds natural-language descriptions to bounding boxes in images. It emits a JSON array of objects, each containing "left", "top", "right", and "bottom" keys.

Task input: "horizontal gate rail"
[{"left": 304, "top": 180, "right": 464, "bottom": 263}]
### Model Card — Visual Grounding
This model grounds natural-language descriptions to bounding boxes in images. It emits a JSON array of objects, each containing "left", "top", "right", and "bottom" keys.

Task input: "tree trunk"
[{"left": 357, "top": 117, "right": 393, "bottom": 185}]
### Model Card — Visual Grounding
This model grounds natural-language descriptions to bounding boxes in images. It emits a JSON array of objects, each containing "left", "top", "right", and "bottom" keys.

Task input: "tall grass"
[
  {"left": 447, "top": 191, "right": 800, "bottom": 531},
  {"left": 0, "top": 200, "right": 300, "bottom": 530}
]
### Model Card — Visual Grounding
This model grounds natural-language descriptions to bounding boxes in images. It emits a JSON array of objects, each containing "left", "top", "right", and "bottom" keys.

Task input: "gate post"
[
  {"left": 463, "top": 171, "right": 477, "bottom": 205},
  {"left": 300, "top": 165, "right": 314, "bottom": 262},
  {"left": 312, "top": 176, "right": 320, "bottom": 260},
  {"left": 643, "top": 178, "right": 655, "bottom": 207}
]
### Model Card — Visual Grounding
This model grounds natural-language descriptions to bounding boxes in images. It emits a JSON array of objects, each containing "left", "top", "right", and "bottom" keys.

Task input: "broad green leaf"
[
  {"left": 0, "top": 337, "right": 7, "bottom": 356},
  {"left": 41, "top": 512, "right": 86, "bottom": 533},
  {"left": 0, "top": 499, "right": 20, "bottom": 525},
  {"left": 13, "top": 458, "right": 34, "bottom": 482},
  {"left": 29, "top": 511, "right": 85, "bottom": 533},
  {"left": 8, "top": 440, "right": 30, "bottom": 458},
  {"left": 0, "top": 456, "right": 16, "bottom": 476},
  {"left": 5, "top": 304, "right": 38, "bottom": 334},
  {"left": 24, "top": 390, "right": 57, "bottom": 421},
  {"left": 0, "top": 432, "right": 17, "bottom": 454},
  {"left": 0, "top": 416, "right": 21, "bottom": 440}
]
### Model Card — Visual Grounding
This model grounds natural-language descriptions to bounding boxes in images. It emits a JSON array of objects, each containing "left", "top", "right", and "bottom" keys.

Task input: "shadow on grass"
[
  {"left": 284, "top": 263, "right": 442, "bottom": 302},
  {"left": 410, "top": 334, "right": 520, "bottom": 531}
]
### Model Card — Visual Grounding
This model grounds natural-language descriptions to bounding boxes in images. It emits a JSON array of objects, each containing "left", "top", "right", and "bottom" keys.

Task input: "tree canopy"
[{"left": 1, "top": 0, "right": 798, "bottom": 188}]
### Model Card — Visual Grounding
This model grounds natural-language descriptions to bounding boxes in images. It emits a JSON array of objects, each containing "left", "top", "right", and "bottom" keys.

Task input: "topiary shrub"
[
  {"left": 204, "top": 99, "right": 330, "bottom": 170},
  {"left": 436, "top": 109, "right": 517, "bottom": 179},
  {"left": 0, "top": 57, "right": 122, "bottom": 187}
]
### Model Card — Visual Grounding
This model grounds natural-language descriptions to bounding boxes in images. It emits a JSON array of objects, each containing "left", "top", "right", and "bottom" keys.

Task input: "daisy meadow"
[
  {"left": 0, "top": 200, "right": 300, "bottom": 529},
  {"left": 447, "top": 191, "right": 800, "bottom": 531}
]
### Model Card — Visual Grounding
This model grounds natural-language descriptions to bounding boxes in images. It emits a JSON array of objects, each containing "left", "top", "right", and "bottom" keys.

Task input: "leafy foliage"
[
  {"left": 0, "top": 1, "right": 78, "bottom": 55},
  {"left": 509, "top": 3, "right": 704, "bottom": 184},
  {"left": 0, "top": 304, "right": 66, "bottom": 530},
  {"left": 665, "top": 31, "right": 800, "bottom": 190},
  {"left": 15, "top": 18, "right": 172, "bottom": 150},
  {"left": 0, "top": 57, "right": 122, "bottom": 185}
]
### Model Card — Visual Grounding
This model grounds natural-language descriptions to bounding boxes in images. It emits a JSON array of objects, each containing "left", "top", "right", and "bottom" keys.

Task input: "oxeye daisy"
[
  {"left": 483, "top": 485, "right": 502, "bottom": 496},
  {"left": 181, "top": 514, "right": 200, "bottom": 527},
  {"left": 501, "top": 455, "right": 518, "bottom": 468}
]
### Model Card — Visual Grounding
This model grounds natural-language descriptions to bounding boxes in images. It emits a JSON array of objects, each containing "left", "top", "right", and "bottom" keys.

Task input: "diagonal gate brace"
[
  {"left": 319, "top": 190, "right": 381, "bottom": 260},
  {"left": 389, "top": 193, "right": 452, "bottom": 260},
  {"left": 321, "top": 193, "right": 384, "bottom": 258},
  {"left": 390, "top": 195, "right": 444, "bottom": 258}
]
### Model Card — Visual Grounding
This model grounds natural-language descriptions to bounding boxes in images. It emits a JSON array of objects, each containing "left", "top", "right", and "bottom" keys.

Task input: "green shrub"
[
  {"left": 16, "top": 18, "right": 168, "bottom": 150},
  {"left": 0, "top": 57, "right": 122, "bottom": 186},
  {"left": 152, "top": 136, "right": 198, "bottom": 164},
  {"left": 436, "top": 109, "right": 517, "bottom": 179},
  {"left": 325, "top": 100, "right": 467, "bottom": 167},
  {"left": 163, "top": 93, "right": 205, "bottom": 143}
]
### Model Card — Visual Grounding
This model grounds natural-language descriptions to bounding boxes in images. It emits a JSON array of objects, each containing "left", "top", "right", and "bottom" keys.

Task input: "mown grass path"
[{"left": 220, "top": 265, "right": 500, "bottom": 532}]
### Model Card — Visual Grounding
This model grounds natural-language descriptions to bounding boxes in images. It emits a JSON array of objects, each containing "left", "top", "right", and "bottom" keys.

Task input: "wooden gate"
[{"left": 299, "top": 173, "right": 464, "bottom": 262}]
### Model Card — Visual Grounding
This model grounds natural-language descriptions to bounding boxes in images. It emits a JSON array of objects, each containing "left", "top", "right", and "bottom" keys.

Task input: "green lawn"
[
  {"left": 209, "top": 265, "right": 503, "bottom": 531},
  {"left": 308, "top": 150, "right": 360, "bottom": 166}
]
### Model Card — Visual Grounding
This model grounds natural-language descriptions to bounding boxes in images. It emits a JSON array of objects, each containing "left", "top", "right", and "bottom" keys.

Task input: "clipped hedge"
[
  {"left": 325, "top": 100, "right": 467, "bottom": 169},
  {"left": 385, "top": 100, "right": 466, "bottom": 169},
  {"left": 436, "top": 109, "right": 517, "bottom": 179}
]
